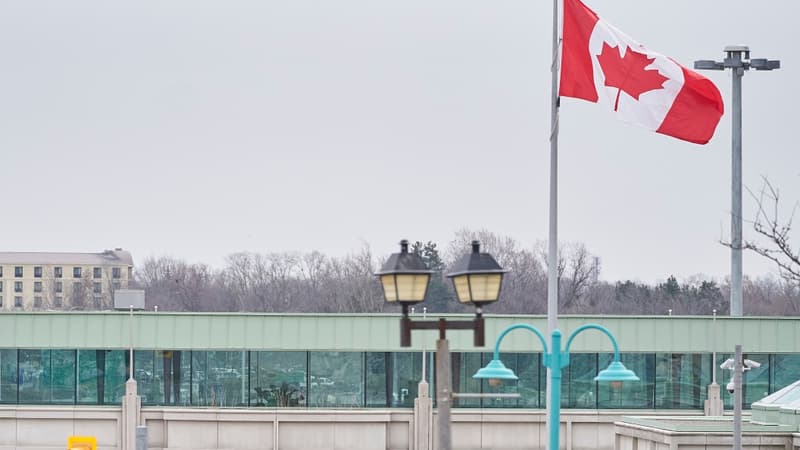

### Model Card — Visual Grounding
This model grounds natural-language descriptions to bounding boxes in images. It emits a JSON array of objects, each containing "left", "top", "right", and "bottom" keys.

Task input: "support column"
[
  {"left": 122, "top": 379, "right": 142, "bottom": 450},
  {"left": 734, "top": 345, "right": 743, "bottom": 450},
  {"left": 704, "top": 382, "right": 724, "bottom": 416},
  {"left": 413, "top": 380, "right": 432, "bottom": 450},
  {"left": 435, "top": 340, "right": 452, "bottom": 450}
]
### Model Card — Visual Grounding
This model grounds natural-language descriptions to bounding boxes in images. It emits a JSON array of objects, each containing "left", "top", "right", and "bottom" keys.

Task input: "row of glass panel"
[{"left": 0, "top": 349, "right": 794, "bottom": 409}]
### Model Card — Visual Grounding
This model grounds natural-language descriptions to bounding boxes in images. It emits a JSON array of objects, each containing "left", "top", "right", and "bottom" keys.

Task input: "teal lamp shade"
[
  {"left": 473, "top": 359, "right": 519, "bottom": 381},
  {"left": 594, "top": 361, "right": 639, "bottom": 383}
]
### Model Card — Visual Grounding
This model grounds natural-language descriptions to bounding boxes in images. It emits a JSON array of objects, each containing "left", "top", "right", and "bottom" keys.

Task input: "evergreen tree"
[{"left": 412, "top": 241, "right": 454, "bottom": 312}]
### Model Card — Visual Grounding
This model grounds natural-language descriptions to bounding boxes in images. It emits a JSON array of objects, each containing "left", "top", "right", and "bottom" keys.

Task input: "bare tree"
[
  {"left": 740, "top": 178, "right": 800, "bottom": 286},
  {"left": 319, "top": 245, "right": 384, "bottom": 313},
  {"left": 560, "top": 243, "right": 600, "bottom": 311},
  {"left": 221, "top": 253, "right": 258, "bottom": 311},
  {"left": 298, "top": 251, "right": 328, "bottom": 295},
  {"left": 266, "top": 252, "right": 300, "bottom": 311},
  {"left": 535, "top": 240, "right": 600, "bottom": 312},
  {"left": 221, "top": 252, "right": 306, "bottom": 312},
  {"left": 447, "top": 229, "right": 547, "bottom": 313},
  {"left": 69, "top": 271, "right": 94, "bottom": 311},
  {"left": 743, "top": 274, "right": 800, "bottom": 315},
  {"left": 137, "top": 257, "right": 222, "bottom": 311}
]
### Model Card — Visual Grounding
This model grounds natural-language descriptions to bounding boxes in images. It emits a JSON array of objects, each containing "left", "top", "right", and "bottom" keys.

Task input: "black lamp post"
[{"left": 376, "top": 239, "right": 507, "bottom": 450}]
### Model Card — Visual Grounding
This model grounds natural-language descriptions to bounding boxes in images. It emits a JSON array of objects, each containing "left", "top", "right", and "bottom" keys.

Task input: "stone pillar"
[
  {"left": 704, "top": 382, "right": 724, "bottom": 416},
  {"left": 413, "top": 380, "right": 432, "bottom": 450},
  {"left": 122, "top": 379, "right": 142, "bottom": 450}
]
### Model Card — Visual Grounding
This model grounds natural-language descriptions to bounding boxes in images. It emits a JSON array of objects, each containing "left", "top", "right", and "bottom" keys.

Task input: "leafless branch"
[{"left": 737, "top": 178, "right": 800, "bottom": 285}]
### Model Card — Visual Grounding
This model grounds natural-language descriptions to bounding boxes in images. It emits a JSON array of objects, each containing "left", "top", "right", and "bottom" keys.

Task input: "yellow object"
[{"left": 67, "top": 436, "right": 97, "bottom": 450}]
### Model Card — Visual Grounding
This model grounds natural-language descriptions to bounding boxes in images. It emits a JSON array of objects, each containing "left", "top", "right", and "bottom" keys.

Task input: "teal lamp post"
[{"left": 474, "top": 323, "right": 638, "bottom": 450}]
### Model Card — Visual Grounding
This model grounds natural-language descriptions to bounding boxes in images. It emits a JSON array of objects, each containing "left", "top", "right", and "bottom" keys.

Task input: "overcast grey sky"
[{"left": 0, "top": 0, "right": 796, "bottom": 284}]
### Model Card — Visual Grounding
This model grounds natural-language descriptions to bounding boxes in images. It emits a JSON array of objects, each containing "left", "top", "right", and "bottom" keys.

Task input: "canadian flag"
[{"left": 559, "top": 0, "right": 724, "bottom": 144}]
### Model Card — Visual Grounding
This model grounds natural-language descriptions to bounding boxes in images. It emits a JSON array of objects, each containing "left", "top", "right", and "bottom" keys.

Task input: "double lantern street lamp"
[
  {"left": 376, "top": 239, "right": 507, "bottom": 450},
  {"left": 377, "top": 239, "right": 638, "bottom": 450},
  {"left": 377, "top": 239, "right": 507, "bottom": 347}
]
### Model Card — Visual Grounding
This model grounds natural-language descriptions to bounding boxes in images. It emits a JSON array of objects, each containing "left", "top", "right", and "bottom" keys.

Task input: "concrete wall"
[
  {"left": 615, "top": 421, "right": 800, "bottom": 450},
  {"left": 0, "top": 406, "right": 700, "bottom": 450},
  {"left": 141, "top": 409, "right": 414, "bottom": 450},
  {"left": 143, "top": 408, "right": 638, "bottom": 450},
  {"left": 0, "top": 407, "right": 121, "bottom": 450}
]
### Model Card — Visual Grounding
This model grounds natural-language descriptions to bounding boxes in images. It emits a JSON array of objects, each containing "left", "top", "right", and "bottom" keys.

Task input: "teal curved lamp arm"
[
  {"left": 564, "top": 323, "right": 621, "bottom": 361},
  {"left": 490, "top": 323, "right": 550, "bottom": 361},
  {"left": 564, "top": 324, "right": 639, "bottom": 382}
]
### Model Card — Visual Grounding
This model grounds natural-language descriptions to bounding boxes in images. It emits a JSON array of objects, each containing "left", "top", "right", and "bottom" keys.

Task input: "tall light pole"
[{"left": 694, "top": 47, "right": 780, "bottom": 317}]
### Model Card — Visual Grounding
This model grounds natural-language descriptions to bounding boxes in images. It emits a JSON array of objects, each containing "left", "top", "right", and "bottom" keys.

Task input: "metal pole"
[
  {"left": 548, "top": 331, "right": 563, "bottom": 450},
  {"left": 712, "top": 310, "right": 717, "bottom": 384},
  {"left": 730, "top": 50, "right": 744, "bottom": 318},
  {"left": 734, "top": 344, "right": 743, "bottom": 450},
  {"left": 547, "top": 0, "right": 560, "bottom": 337},
  {"left": 129, "top": 305, "right": 134, "bottom": 381},
  {"left": 422, "top": 307, "right": 427, "bottom": 383},
  {"left": 436, "top": 339, "right": 452, "bottom": 450},
  {"left": 546, "top": 0, "right": 561, "bottom": 447}
]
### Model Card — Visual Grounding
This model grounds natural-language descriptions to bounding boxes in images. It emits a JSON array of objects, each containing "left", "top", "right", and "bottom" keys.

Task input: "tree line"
[{"left": 134, "top": 228, "right": 800, "bottom": 315}]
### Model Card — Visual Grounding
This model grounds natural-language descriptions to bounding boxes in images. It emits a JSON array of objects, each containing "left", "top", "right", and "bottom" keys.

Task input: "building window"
[
  {"left": 55, "top": 282, "right": 63, "bottom": 293},
  {"left": 15, "top": 266, "right": 23, "bottom": 278},
  {"left": 14, "top": 282, "right": 22, "bottom": 293},
  {"left": 112, "top": 267, "right": 121, "bottom": 279},
  {"left": 93, "top": 282, "right": 102, "bottom": 294},
  {"left": 34, "top": 281, "right": 42, "bottom": 293},
  {"left": 0, "top": 266, "right": 3, "bottom": 277},
  {"left": 34, "top": 296, "right": 42, "bottom": 308},
  {"left": 54, "top": 296, "right": 62, "bottom": 308},
  {"left": 73, "top": 267, "right": 82, "bottom": 278},
  {"left": 0, "top": 281, "right": 3, "bottom": 292},
  {"left": 93, "top": 296, "right": 103, "bottom": 307},
  {"left": 54, "top": 267, "right": 63, "bottom": 278},
  {"left": 0, "top": 296, "right": 3, "bottom": 307},
  {"left": 34, "top": 266, "right": 42, "bottom": 278},
  {"left": 113, "top": 281, "right": 121, "bottom": 290},
  {"left": 72, "top": 282, "right": 82, "bottom": 292},
  {"left": 14, "top": 296, "right": 22, "bottom": 308},
  {"left": 93, "top": 267, "right": 102, "bottom": 279}
]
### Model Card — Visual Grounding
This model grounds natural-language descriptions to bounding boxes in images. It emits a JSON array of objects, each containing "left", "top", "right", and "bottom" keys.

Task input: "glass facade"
[
  {"left": 0, "top": 349, "right": 792, "bottom": 409},
  {"left": 250, "top": 351, "right": 306, "bottom": 407},
  {"left": 76, "top": 350, "right": 127, "bottom": 404}
]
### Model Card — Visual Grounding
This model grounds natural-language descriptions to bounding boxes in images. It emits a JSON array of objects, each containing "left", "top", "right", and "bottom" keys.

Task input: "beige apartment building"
[{"left": 0, "top": 248, "right": 133, "bottom": 311}]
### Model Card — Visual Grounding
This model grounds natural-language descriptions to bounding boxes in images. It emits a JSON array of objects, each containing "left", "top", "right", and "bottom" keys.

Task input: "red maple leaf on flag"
[{"left": 597, "top": 42, "right": 669, "bottom": 111}]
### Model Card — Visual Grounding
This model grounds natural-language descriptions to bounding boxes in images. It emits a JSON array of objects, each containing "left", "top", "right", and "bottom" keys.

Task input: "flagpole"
[{"left": 546, "top": 0, "right": 561, "bottom": 449}]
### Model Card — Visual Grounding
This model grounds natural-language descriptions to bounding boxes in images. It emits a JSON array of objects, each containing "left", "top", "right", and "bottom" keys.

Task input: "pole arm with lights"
[
  {"left": 694, "top": 46, "right": 780, "bottom": 318},
  {"left": 563, "top": 324, "right": 624, "bottom": 369},
  {"left": 474, "top": 323, "right": 638, "bottom": 450}
]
